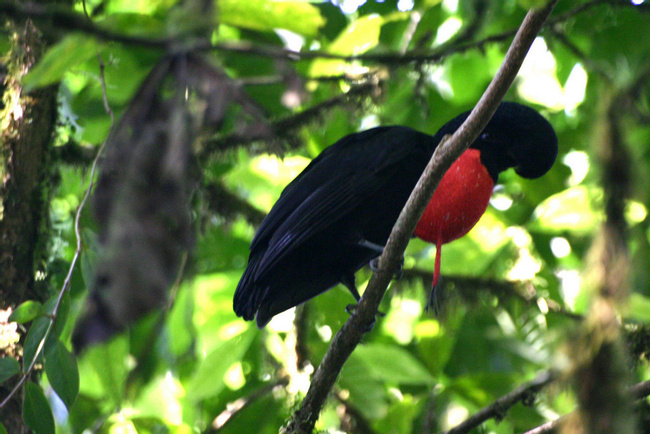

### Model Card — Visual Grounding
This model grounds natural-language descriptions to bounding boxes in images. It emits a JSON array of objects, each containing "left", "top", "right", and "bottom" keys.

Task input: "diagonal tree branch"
[{"left": 284, "top": 2, "right": 559, "bottom": 432}]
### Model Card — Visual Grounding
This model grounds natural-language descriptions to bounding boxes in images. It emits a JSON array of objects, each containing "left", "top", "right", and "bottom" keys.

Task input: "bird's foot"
[
  {"left": 369, "top": 256, "right": 404, "bottom": 280},
  {"left": 345, "top": 304, "right": 386, "bottom": 332},
  {"left": 426, "top": 278, "right": 444, "bottom": 315}
]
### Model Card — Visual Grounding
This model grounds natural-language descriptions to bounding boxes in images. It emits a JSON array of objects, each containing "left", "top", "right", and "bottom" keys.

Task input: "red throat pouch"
[{"left": 414, "top": 148, "right": 495, "bottom": 287}]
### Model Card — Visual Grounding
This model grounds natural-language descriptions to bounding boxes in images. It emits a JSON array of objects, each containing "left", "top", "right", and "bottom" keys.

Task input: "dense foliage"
[{"left": 2, "top": 0, "right": 650, "bottom": 432}]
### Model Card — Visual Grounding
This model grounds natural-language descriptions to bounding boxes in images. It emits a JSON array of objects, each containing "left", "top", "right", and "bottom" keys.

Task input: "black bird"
[{"left": 234, "top": 102, "right": 558, "bottom": 327}]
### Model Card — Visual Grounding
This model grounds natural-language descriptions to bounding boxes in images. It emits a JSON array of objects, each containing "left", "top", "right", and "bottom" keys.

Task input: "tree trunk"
[{"left": 0, "top": 16, "right": 58, "bottom": 432}]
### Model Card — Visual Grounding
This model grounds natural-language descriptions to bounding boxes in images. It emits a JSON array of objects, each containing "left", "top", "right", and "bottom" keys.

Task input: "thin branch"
[
  {"left": 400, "top": 270, "right": 583, "bottom": 321},
  {"left": 210, "top": 377, "right": 291, "bottom": 432},
  {"left": 198, "top": 80, "right": 380, "bottom": 160},
  {"left": 523, "top": 417, "right": 561, "bottom": 434},
  {"left": 0, "top": 1, "right": 172, "bottom": 48},
  {"left": 204, "top": 182, "right": 266, "bottom": 227},
  {"left": 444, "top": 370, "right": 558, "bottom": 434},
  {"left": 0, "top": 1, "right": 643, "bottom": 65},
  {"left": 334, "top": 390, "right": 377, "bottom": 434},
  {"left": 547, "top": 27, "right": 613, "bottom": 83},
  {"left": 522, "top": 379, "right": 650, "bottom": 434},
  {"left": 283, "top": 2, "right": 559, "bottom": 432}
]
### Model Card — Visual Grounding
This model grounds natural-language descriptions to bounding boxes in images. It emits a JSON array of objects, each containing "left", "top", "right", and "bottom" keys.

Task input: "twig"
[
  {"left": 523, "top": 418, "right": 561, "bottom": 434},
  {"left": 203, "top": 182, "right": 266, "bottom": 227},
  {"left": 210, "top": 377, "right": 290, "bottom": 432},
  {"left": 547, "top": 27, "right": 613, "bottom": 83},
  {"left": 400, "top": 269, "right": 583, "bottom": 321},
  {"left": 522, "top": 379, "right": 650, "bottom": 434},
  {"left": 283, "top": 2, "right": 559, "bottom": 432},
  {"left": 198, "top": 80, "right": 379, "bottom": 159},
  {"left": 444, "top": 370, "right": 557, "bottom": 434},
  {"left": 334, "top": 390, "right": 376, "bottom": 434},
  {"left": 0, "top": 1, "right": 641, "bottom": 64}
]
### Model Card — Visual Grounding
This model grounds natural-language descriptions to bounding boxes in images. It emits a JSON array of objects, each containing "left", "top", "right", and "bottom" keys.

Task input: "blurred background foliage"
[{"left": 3, "top": 0, "right": 650, "bottom": 432}]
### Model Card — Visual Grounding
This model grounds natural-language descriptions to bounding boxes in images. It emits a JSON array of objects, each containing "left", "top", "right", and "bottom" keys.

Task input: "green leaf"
[
  {"left": 310, "top": 14, "right": 383, "bottom": 76},
  {"left": 0, "top": 357, "right": 20, "bottom": 383},
  {"left": 50, "top": 292, "right": 71, "bottom": 338},
  {"left": 352, "top": 343, "right": 435, "bottom": 386},
  {"left": 531, "top": 186, "right": 603, "bottom": 234},
  {"left": 0, "top": 421, "right": 7, "bottom": 434},
  {"left": 8, "top": 301, "right": 44, "bottom": 324},
  {"left": 339, "top": 353, "right": 388, "bottom": 419},
  {"left": 517, "top": 0, "right": 548, "bottom": 9},
  {"left": 23, "top": 317, "right": 50, "bottom": 371},
  {"left": 627, "top": 293, "right": 650, "bottom": 323},
  {"left": 45, "top": 340, "right": 79, "bottom": 410},
  {"left": 81, "top": 229, "right": 100, "bottom": 289},
  {"left": 84, "top": 335, "right": 129, "bottom": 407},
  {"left": 23, "top": 381, "right": 55, "bottom": 434},
  {"left": 219, "top": 0, "right": 325, "bottom": 37},
  {"left": 328, "top": 14, "right": 383, "bottom": 55},
  {"left": 22, "top": 34, "right": 102, "bottom": 91},
  {"left": 448, "top": 51, "right": 493, "bottom": 103},
  {"left": 99, "top": 13, "right": 165, "bottom": 37},
  {"left": 186, "top": 326, "right": 256, "bottom": 401}
]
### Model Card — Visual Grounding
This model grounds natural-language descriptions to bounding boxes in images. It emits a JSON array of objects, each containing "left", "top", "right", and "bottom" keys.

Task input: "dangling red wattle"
[
  {"left": 414, "top": 148, "right": 495, "bottom": 287},
  {"left": 433, "top": 237, "right": 442, "bottom": 288}
]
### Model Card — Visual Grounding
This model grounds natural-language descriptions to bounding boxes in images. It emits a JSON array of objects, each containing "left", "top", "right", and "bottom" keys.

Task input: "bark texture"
[{"left": 0, "top": 17, "right": 58, "bottom": 433}]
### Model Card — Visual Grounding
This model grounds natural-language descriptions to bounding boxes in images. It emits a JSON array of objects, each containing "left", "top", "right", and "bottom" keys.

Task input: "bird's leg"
[
  {"left": 341, "top": 272, "right": 361, "bottom": 301},
  {"left": 369, "top": 256, "right": 404, "bottom": 279},
  {"left": 341, "top": 271, "right": 384, "bottom": 331},
  {"left": 358, "top": 239, "right": 404, "bottom": 279},
  {"left": 357, "top": 239, "right": 385, "bottom": 254}
]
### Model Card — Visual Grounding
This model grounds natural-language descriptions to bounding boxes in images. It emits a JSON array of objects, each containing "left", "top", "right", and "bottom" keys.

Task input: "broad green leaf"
[
  {"left": 626, "top": 293, "right": 650, "bottom": 323},
  {"left": 0, "top": 357, "right": 19, "bottom": 383},
  {"left": 99, "top": 13, "right": 165, "bottom": 36},
  {"left": 328, "top": 14, "right": 383, "bottom": 55},
  {"left": 186, "top": 326, "right": 256, "bottom": 401},
  {"left": 81, "top": 229, "right": 100, "bottom": 289},
  {"left": 166, "top": 284, "right": 195, "bottom": 357},
  {"left": 517, "top": 0, "right": 548, "bottom": 9},
  {"left": 49, "top": 292, "right": 71, "bottom": 338},
  {"left": 22, "top": 34, "right": 101, "bottom": 91},
  {"left": 310, "top": 14, "right": 383, "bottom": 76},
  {"left": 45, "top": 340, "right": 79, "bottom": 410},
  {"left": 219, "top": 0, "right": 325, "bottom": 37},
  {"left": 339, "top": 352, "right": 388, "bottom": 419},
  {"left": 23, "top": 317, "right": 50, "bottom": 371},
  {"left": 8, "top": 301, "right": 44, "bottom": 324},
  {"left": 352, "top": 343, "right": 435, "bottom": 386},
  {"left": 23, "top": 381, "right": 55, "bottom": 434},
  {"left": 532, "top": 185, "right": 602, "bottom": 234},
  {"left": 0, "top": 421, "right": 6, "bottom": 434},
  {"left": 105, "top": 0, "right": 176, "bottom": 14},
  {"left": 83, "top": 335, "right": 129, "bottom": 407},
  {"left": 532, "top": 185, "right": 647, "bottom": 234},
  {"left": 448, "top": 51, "right": 494, "bottom": 103}
]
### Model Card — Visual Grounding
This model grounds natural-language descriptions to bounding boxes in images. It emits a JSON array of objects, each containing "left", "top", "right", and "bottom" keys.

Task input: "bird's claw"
[
  {"left": 426, "top": 279, "right": 444, "bottom": 315},
  {"left": 345, "top": 303, "right": 386, "bottom": 332},
  {"left": 369, "top": 257, "right": 404, "bottom": 279}
]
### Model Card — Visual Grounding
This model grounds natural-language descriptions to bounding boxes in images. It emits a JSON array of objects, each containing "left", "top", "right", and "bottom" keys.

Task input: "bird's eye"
[{"left": 480, "top": 132, "right": 490, "bottom": 140}]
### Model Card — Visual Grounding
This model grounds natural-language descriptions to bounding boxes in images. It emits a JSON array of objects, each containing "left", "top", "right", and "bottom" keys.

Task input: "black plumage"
[{"left": 234, "top": 102, "right": 558, "bottom": 327}]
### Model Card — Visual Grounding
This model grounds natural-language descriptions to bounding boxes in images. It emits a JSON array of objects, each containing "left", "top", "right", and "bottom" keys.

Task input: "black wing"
[{"left": 250, "top": 126, "right": 433, "bottom": 279}]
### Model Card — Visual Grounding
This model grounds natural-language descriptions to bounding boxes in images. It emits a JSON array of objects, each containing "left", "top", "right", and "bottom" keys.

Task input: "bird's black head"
[{"left": 437, "top": 102, "right": 558, "bottom": 181}]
